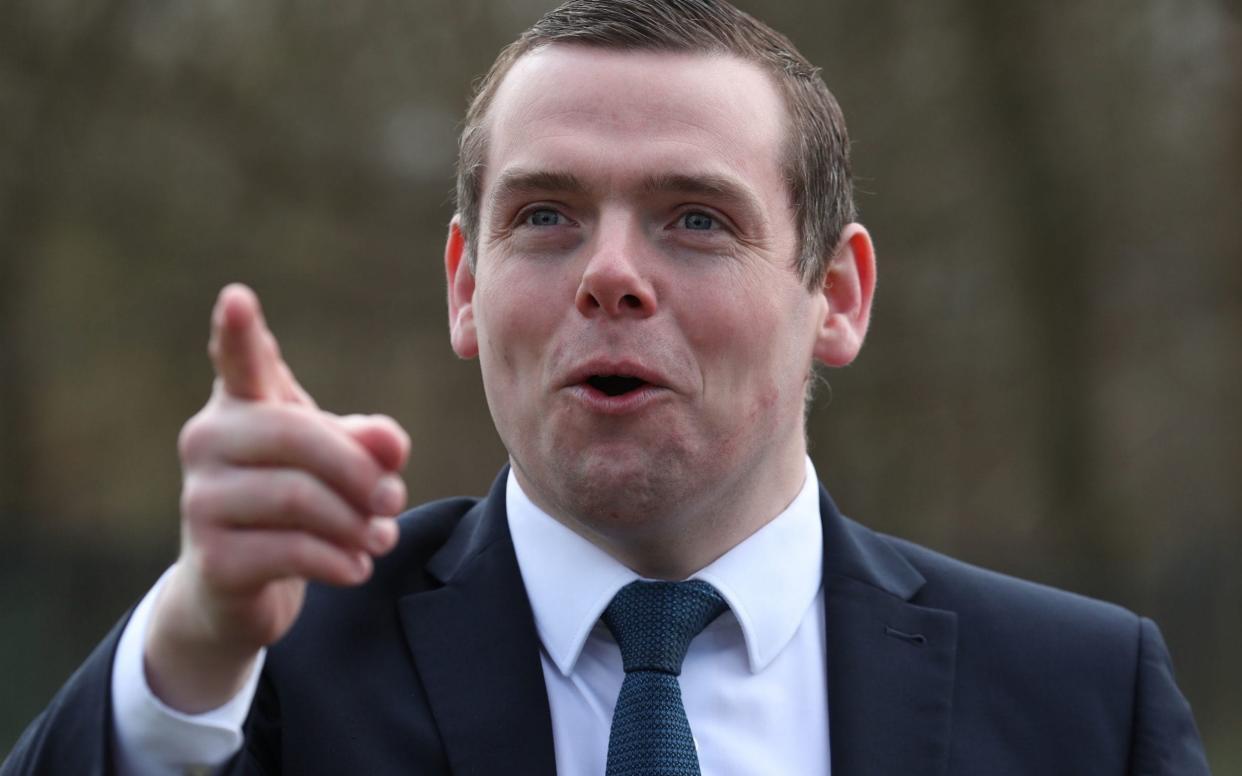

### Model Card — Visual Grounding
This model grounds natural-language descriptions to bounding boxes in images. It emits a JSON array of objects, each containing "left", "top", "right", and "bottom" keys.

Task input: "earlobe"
[
  {"left": 812, "top": 223, "right": 876, "bottom": 367},
  {"left": 445, "top": 216, "right": 479, "bottom": 359}
]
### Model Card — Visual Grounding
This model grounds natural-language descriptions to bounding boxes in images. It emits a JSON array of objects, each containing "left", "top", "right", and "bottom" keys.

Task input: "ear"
[
  {"left": 445, "top": 216, "right": 479, "bottom": 359},
  {"left": 812, "top": 223, "right": 876, "bottom": 367}
]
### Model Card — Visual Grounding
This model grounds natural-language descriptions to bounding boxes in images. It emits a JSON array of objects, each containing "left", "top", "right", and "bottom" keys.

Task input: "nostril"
[{"left": 575, "top": 274, "right": 652, "bottom": 316}]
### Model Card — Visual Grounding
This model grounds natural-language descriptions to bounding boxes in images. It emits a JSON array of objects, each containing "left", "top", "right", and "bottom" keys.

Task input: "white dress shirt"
[
  {"left": 111, "top": 568, "right": 265, "bottom": 776},
  {"left": 110, "top": 457, "right": 830, "bottom": 774},
  {"left": 509, "top": 457, "right": 830, "bottom": 775}
]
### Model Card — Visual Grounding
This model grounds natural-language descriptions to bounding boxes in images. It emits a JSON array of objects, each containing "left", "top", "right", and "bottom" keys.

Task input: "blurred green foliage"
[{"left": 1, "top": 0, "right": 1238, "bottom": 769}]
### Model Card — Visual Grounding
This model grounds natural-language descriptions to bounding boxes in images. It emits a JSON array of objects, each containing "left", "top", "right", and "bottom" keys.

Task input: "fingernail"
[
  {"left": 366, "top": 518, "right": 397, "bottom": 554},
  {"left": 352, "top": 552, "right": 373, "bottom": 583},
  {"left": 370, "top": 474, "right": 405, "bottom": 516}
]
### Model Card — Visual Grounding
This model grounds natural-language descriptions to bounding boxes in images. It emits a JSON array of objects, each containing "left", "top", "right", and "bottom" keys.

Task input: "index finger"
[{"left": 208, "top": 284, "right": 294, "bottom": 402}]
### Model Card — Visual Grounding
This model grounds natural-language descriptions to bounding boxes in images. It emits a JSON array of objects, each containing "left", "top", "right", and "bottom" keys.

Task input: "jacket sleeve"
[
  {"left": 0, "top": 615, "right": 128, "bottom": 776},
  {"left": 1128, "top": 617, "right": 1212, "bottom": 775}
]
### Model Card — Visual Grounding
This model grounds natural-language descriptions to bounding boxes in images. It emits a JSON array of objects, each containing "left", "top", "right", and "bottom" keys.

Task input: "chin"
[{"left": 541, "top": 442, "right": 697, "bottom": 528}]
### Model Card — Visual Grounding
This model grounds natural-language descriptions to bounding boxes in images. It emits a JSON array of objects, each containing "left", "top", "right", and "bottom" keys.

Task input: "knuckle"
[
  {"left": 178, "top": 405, "right": 233, "bottom": 462},
  {"left": 180, "top": 477, "right": 201, "bottom": 518},
  {"left": 266, "top": 412, "right": 305, "bottom": 452},
  {"left": 343, "top": 459, "right": 380, "bottom": 506},
  {"left": 276, "top": 476, "right": 312, "bottom": 518},
  {"left": 180, "top": 474, "right": 217, "bottom": 523},
  {"left": 177, "top": 414, "right": 210, "bottom": 460},
  {"left": 284, "top": 534, "right": 316, "bottom": 571}
]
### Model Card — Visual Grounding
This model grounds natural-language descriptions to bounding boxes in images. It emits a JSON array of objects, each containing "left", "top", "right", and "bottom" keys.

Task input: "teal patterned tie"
[{"left": 602, "top": 580, "right": 728, "bottom": 776}]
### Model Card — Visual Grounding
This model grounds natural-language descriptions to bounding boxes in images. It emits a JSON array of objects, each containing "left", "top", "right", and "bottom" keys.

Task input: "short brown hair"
[{"left": 454, "top": 0, "right": 856, "bottom": 290}]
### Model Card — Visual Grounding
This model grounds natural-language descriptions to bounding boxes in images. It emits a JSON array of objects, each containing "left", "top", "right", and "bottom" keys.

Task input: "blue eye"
[
  {"left": 681, "top": 212, "right": 715, "bottom": 230},
  {"left": 526, "top": 208, "right": 562, "bottom": 226}
]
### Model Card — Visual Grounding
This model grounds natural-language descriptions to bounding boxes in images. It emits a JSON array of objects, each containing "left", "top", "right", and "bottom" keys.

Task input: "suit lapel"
[
  {"left": 820, "top": 487, "right": 958, "bottom": 776},
  {"left": 398, "top": 469, "right": 557, "bottom": 775},
  {"left": 395, "top": 473, "right": 956, "bottom": 775}
]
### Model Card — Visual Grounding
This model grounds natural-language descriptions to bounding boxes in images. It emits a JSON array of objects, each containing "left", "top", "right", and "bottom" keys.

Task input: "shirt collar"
[{"left": 507, "top": 457, "right": 823, "bottom": 676}]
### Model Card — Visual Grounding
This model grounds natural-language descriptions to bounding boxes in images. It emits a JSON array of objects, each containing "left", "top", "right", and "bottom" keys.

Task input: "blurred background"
[{"left": 1, "top": 0, "right": 1238, "bottom": 768}]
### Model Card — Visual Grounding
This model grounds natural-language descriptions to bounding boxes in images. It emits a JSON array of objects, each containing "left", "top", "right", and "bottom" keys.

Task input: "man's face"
[{"left": 447, "top": 45, "right": 869, "bottom": 562}]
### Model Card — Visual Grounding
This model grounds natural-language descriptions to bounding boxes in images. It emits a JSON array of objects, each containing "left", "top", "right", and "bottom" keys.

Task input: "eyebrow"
[
  {"left": 490, "top": 169, "right": 588, "bottom": 202},
  {"left": 640, "top": 172, "right": 766, "bottom": 224}
]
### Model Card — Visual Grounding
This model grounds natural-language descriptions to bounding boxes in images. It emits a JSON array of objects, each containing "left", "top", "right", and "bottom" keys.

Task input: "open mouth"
[{"left": 585, "top": 374, "right": 649, "bottom": 397}]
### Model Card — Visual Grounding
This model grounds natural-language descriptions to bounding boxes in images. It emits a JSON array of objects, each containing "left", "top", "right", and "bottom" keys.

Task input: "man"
[{"left": 4, "top": 0, "right": 1210, "bottom": 774}]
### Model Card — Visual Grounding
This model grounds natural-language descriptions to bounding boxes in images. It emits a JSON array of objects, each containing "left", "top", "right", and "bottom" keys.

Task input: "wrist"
[{"left": 143, "top": 562, "right": 261, "bottom": 713}]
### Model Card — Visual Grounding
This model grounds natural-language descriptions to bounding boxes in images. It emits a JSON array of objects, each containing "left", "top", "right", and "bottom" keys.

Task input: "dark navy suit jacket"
[{"left": 4, "top": 469, "right": 1211, "bottom": 774}]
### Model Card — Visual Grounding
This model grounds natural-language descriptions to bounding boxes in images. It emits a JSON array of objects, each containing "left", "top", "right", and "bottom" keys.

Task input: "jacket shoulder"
[
  {"left": 875, "top": 531, "right": 1209, "bottom": 773},
  {"left": 881, "top": 531, "right": 1144, "bottom": 729},
  {"left": 883, "top": 531, "right": 1139, "bottom": 635},
  {"left": 1, "top": 615, "right": 125, "bottom": 776}
]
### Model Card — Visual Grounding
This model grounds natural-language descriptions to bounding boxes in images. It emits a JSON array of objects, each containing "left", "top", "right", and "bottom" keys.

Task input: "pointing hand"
[{"left": 145, "top": 284, "right": 410, "bottom": 712}]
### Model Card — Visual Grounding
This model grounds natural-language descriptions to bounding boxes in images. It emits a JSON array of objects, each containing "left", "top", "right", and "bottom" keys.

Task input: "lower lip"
[{"left": 566, "top": 383, "right": 669, "bottom": 415}]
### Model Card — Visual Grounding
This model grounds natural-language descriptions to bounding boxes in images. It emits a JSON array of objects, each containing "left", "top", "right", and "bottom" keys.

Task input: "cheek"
[
  {"left": 474, "top": 266, "right": 578, "bottom": 407},
  {"left": 475, "top": 301, "right": 528, "bottom": 402},
  {"left": 684, "top": 288, "right": 813, "bottom": 416},
  {"left": 476, "top": 275, "right": 548, "bottom": 361},
  {"left": 686, "top": 291, "right": 785, "bottom": 379}
]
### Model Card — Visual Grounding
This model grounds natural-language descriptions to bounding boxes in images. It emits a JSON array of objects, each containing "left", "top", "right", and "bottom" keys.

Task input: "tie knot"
[{"left": 603, "top": 580, "right": 727, "bottom": 676}]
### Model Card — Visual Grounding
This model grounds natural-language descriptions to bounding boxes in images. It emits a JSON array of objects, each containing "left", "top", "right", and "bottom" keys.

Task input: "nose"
[{"left": 575, "top": 226, "right": 657, "bottom": 319}]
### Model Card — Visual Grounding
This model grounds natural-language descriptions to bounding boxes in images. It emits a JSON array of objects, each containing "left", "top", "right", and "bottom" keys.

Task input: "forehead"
[{"left": 480, "top": 44, "right": 789, "bottom": 203}]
